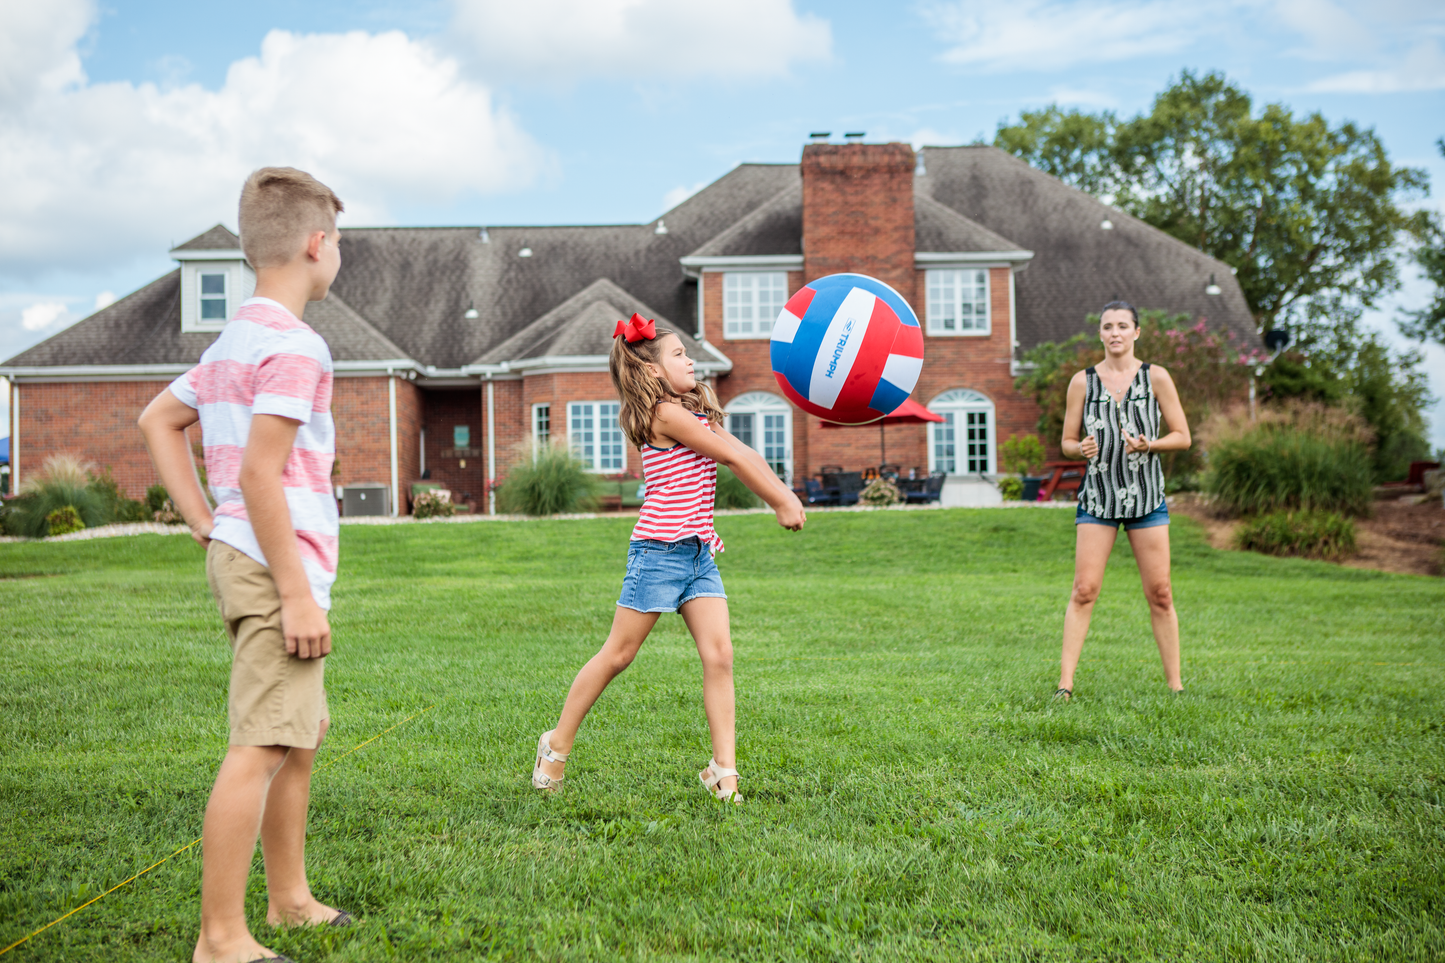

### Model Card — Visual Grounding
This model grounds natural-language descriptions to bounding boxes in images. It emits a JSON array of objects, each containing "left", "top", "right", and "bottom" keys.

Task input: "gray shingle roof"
[
  {"left": 171, "top": 224, "right": 241, "bottom": 251},
  {"left": 688, "top": 183, "right": 802, "bottom": 257},
  {"left": 916, "top": 146, "right": 1257, "bottom": 350},
  {"left": 913, "top": 192, "right": 1022, "bottom": 252},
  {"left": 472, "top": 277, "right": 717, "bottom": 366}
]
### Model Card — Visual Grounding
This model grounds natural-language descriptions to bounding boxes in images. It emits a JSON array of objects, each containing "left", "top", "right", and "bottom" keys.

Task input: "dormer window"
[{"left": 200, "top": 273, "right": 228, "bottom": 320}]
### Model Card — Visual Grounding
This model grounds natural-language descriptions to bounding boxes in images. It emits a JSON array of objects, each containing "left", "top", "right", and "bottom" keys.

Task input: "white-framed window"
[
  {"left": 725, "top": 390, "right": 792, "bottom": 483},
  {"left": 179, "top": 259, "right": 255, "bottom": 332},
  {"left": 723, "top": 272, "right": 789, "bottom": 339},
  {"left": 532, "top": 403, "right": 551, "bottom": 453},
  {"left": 200, "top": 272, "right": 228, "bottom": 320},
  {"left": 925, "top": 269, "right": 990, "bottom": 335},
  {"left": 568, "top": 401, "right": 625, "bottom": 473},
  {"left": 928, "top": 389, "right": 996, "bottom": 475}
]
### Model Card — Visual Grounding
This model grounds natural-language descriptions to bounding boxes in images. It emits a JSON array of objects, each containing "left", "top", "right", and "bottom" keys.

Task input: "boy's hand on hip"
[
  {"left": 282, "top": 596, "right": 332, "bottom": 659},
  {"left": 189, "top": 516, "right": 214, "bottom": 549}
]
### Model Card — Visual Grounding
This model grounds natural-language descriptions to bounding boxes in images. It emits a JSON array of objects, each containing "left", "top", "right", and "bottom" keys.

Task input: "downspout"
[
  {"left": 388, "top": 372, "right": 399, "bottom": 516},
  {"left": 9, "top": 381, "right": 16, "bottom": 492},
  {"left": 485, "top": 376, "right": 496, "bottom": 515}
]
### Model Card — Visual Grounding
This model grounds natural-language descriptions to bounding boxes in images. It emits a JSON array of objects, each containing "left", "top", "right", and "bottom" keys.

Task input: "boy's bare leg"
[
  {"left": 539, "top": 607, "right": 661, "bottom": 781},
  {"left": 263, "top": 720, "right": 338, "bottom": 927},
  {"left": 194, "top": 746, "right": 287, "bottom": 963},
  {"left": 679, "top": 597, "right": 737, "bottom": 793}
]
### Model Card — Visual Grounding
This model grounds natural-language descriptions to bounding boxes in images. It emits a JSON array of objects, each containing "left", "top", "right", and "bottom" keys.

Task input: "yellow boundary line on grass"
[{"left": 0, "top": 703, "right": 438, "bottom": 958}]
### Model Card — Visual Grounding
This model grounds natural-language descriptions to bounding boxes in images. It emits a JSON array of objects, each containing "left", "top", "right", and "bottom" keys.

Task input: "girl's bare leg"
[
  {"left": 1125, "top": 525, "right": 1183, "bottom": 691},
  {"left": 538, "top": 606, "right": 661, "bottom": 781},
  {"left": 1059, "top": 523, "right": 1120, "bottom": 694},
  {"left": 679, "top": 597, "right": 736, "bottom": 793}
]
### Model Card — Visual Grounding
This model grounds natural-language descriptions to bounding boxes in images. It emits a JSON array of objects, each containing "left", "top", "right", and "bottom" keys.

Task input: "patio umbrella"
[{"left": 819, "top": 397, "right": 944, "bottom": 466}]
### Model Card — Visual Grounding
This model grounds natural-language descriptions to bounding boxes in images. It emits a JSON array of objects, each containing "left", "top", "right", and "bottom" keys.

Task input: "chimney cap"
[
  {"left": 809, "top": 131, "right": 831, "bottom": 141},
  {"left": 844, "top": 131, "right": 865, "bottom": 142}
]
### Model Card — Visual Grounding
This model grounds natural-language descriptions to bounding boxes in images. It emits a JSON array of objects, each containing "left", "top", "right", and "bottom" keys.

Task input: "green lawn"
[{"left": 1, "top": 509, "right": 1442, "bottom": 962}]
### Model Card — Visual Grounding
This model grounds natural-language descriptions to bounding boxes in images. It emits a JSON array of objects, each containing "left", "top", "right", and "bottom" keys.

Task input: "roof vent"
[
  {"left": 464, "top": 300, "right": 479, "bottom": 319},
  {"left": 809, "top": 131, "right": 831, "bottom": 142},
  {"left": 1100, "top": 219, "right": 1114, "bottom": 230},
  {"left": 654, "top": 219, "right": 668, "bottom": 235},
  {"left": 1205, "top": 273, "right": 1222, "bottom": 296},
  {"left": 518, "top": 247, "right": 533, "bottom": 258},
  {"left": 478, "top": 227, "right": 490, "bottom": 242},
  {"left": 844, "top": 132, "right": 865, "bottom": 142}
]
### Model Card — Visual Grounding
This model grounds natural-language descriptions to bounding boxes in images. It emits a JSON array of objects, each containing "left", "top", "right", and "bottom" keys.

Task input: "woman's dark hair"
[{"left": 1099, "top": 300, "right": 1139, "bottom": 326}]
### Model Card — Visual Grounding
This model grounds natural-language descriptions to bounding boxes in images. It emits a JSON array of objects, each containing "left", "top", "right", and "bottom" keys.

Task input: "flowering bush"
[
  {"left": 859, "top": 477, "right": 903, "bottom": 506},
  {"left": 413, "top": 490, "right": 458, "bottom": 519}
]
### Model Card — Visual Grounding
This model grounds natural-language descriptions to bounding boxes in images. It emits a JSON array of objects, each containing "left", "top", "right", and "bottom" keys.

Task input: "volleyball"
[{"left": 769, "top": 273, "right": 924, "bottom": 425}]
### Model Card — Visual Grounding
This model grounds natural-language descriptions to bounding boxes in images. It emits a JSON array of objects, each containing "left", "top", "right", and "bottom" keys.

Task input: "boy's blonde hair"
[
  {"left": 238, "top": 167, "right": 344, "bottom": 268},
  {"left": 609, "top": 326, "right": 724, "bottom": 449}
]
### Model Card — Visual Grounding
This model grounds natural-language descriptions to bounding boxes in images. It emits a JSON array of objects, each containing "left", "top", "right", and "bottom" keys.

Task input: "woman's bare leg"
[
  {"left": 1059, "top": 523, "right": 1120, "bottom": 694},
  {"left": 1126, "top": 525, "right": 1183, "bottom": 691},
  {"left": 538, "top": 606, "right": 661, "bottom": 781},
  {"left": 679, "top": 597, "right": 736, "bottom": 793}
]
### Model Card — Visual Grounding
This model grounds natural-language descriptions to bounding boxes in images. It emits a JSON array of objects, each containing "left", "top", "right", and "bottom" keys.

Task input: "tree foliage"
[
  {"left": 996, "top": 71, "right": 1431, "bottom": 332},
  {"left": 1399, "top": 139, "right": 1445, "bottom": 345}
]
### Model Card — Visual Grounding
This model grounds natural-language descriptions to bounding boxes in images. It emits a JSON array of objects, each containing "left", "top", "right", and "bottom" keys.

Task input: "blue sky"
[{"left": 2, "top": 0, "right": 1443, "bottom": 444}]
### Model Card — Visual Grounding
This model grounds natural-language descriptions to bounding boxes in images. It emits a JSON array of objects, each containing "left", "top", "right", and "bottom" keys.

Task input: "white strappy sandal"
[
  {"left": 532, "top": 730, "right": 568, "bottom": 792},
  {"left": 699, "top": 759, "right": 743, "bottom": 803}
]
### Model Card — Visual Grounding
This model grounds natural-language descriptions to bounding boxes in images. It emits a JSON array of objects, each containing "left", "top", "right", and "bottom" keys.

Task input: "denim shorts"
[
  {"left": 617, "top": 537, "right": 728, "bottom": 614},
  {"left": 1076, "top": 499, "right": 1170, "bottom": 531}
]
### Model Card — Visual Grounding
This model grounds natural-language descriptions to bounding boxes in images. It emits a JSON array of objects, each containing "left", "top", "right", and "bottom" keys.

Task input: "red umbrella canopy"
[{"left": 818, "top": 396, "right": 943, "bottom": 427}]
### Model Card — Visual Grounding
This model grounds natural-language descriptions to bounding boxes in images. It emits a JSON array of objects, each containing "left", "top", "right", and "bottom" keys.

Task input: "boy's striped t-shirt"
[{"left": 168, "top": 297, "right": 339, "bottom": 609}]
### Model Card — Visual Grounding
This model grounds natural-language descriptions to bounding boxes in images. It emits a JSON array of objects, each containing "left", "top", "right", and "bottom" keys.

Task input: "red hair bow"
[{"left": 613, "top": 313, "right": 656, "bottom": 342}]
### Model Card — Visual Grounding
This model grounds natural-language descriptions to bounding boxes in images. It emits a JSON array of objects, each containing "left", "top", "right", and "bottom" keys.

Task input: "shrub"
[
  {"left": 999, "top": 434, "right": 1047, "bottom": 476},
  {"left": 46, "top": 505, "right": 85, "bottom": 537},
  {"left": 90, "top": 468, "right": 150, "bottom": 523},
  {"left": 1235, "top": 510, "right": 1357, "bottom": 561},
  {"left": 7, "top": 455, "right": 112, "bottom": 538},
  {"left": 413, "top": 490, "right": 458, "bottom": 519},
  {"left": 997, "top": 476, "right": 1025, "bottom": 500},
  {"left": 859, "top": 477, "right": 903, "bottom": 506},
  {"left": 1202, "top": 403, "right": 1374, "bottom": 517},
  {"left": 496, "top": 446, "right": 597, "bottom": 515},
  {"left": 145, "top": 484, "right": 170, "bottom": 516},
  {"left": 714, "top": 466, "right": 762, "bottom": 509}
]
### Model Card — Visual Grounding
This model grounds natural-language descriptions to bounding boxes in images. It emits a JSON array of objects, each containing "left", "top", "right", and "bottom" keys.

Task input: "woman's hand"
[
  {"left": 1078, "top": 434, "right": 1099, "bottom": 459},
  {"left": 1123, "top": 432, "right": 1151, "bottom": 454}
]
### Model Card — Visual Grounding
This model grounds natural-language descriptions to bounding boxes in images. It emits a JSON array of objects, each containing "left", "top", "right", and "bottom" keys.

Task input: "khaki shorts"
[{"left": 206, "top": 541, "right": 328, "bottom": 748}]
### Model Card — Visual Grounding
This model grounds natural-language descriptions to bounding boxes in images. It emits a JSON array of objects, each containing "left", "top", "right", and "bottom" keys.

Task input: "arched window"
[
  {"left": 927, "top": 389, "right": 996, "bottom": 475},
  {"left": 725, "top": 391, "right": 792, "bottom": 483}
]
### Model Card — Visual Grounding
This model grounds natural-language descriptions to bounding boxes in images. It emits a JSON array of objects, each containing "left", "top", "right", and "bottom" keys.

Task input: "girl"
[
  {"left": 1056, "top": 301, "right": 1191, "bottom": 700},
  {"left": 531, "top": 314, "right": 806, "bottom": 802}
]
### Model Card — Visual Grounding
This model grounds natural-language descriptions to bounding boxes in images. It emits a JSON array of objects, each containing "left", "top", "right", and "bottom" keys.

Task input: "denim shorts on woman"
[
  {"left": 1076, "top": 499, "right": 1170, "bottom": 531},
  {"left": 617, "top": 537, "right": 728, "bottom": 613}
]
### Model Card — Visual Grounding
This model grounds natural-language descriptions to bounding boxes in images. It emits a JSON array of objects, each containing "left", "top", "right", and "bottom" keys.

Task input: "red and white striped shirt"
[
  {"left": 631, "top": 412, "right": 723, "bottom": 554},
  {"left": 169, "top": 297, "right": 339, "bottom": 609}
]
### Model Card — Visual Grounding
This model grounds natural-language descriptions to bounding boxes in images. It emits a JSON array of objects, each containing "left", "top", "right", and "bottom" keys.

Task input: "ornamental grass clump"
[
  {"left": 7, "top": 455, "right": 112, "bottom": 538},
  {"left": 1202, "top": 403, "right": 1374, "bottom": 517},
  {"left": 496, "top": 446, "right": 597, "bottom": 516},
  {"left": 1236, "top": 510, "right": 1357, "bottom": 561},
  {"left": 714, "top": 466, "right": 762, "bottom": 509}
]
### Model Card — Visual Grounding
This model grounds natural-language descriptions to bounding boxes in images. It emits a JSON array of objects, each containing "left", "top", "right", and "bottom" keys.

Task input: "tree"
[
  {"left": 996, "top": 71, "right": 1431, "bottom": 333},
  {"left": 1399, "top": 139, "right": 1445, "bottom": 345}
]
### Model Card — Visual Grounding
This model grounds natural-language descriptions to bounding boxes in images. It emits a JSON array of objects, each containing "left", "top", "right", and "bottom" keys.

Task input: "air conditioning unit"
[{"left": 341, "top": 484, "right": 390, "bottom": 517}]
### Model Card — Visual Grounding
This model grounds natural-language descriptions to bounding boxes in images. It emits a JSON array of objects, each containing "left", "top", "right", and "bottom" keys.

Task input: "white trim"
[
  {"left": 465, "top": 352, "right": 731, "bottom": 377},
  {"left": 915, "top": 251, "right": 1033, "bottom": 266},
  {"left": 721, "top": 271, "right": 790, "bottom": 340},
  {"left": 567, "top": 400, "right": 626, "bottom": 473},
  {"left": 679, "top": 254, "right": 804, "bottom": 272},
  {"left": 695, "top": 274, "right": 705, "bottom": 340},
  {"left": 180, "top": 260, "right": 255, "bottom": 333},
  {"left": 388, "top": 376, "right": 399, "bottom": 516},
  {"left": 924, "top": 267, "right": 991, "bottom": 337},
  {"left": 0, "top": 364, "right": 193, "bottom": 379},
  {"left": 170, "top": 248, "right": 246, "bottom": 261},
  {"left": 724, "top": 390, "right": 793, "bottom": 484},
  {"left": 531, "top": 401, "right": 552, "bottom": 455},
  {"left": 1008, "top": 266, "right": 1020, "bottom": 377},
  {"left": 486, "top": 379, "right": 497, "bottom": 515},
  {"left": 10, "top": 381, "right": 16, "bottom": 492},
  {"left": 927, "top": 389, "right": 997, "bottom": 475}
]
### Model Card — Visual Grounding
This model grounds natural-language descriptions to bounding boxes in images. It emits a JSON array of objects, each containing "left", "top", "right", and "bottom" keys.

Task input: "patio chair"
[
  {"left": 905, "top": 472, "right": 945, "bottom": 504},
  {"left": 819, "top": 465, "right": 844, "bottom": 475},
  {"left": 804, "top": 478, "right": 839, "bottom": 506},
  {"left": 836, "top": 471, "right": 865, "bottom": 506}
]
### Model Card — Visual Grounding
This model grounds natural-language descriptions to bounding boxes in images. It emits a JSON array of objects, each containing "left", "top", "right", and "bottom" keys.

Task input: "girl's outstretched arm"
[{"left": 654, "top": 403, "right": 805, "bottom": 530}]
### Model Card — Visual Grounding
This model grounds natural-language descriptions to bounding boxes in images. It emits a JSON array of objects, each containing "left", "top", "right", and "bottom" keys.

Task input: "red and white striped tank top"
[{"left": 631, "top": 411, "right": 723, "bottom": 554}]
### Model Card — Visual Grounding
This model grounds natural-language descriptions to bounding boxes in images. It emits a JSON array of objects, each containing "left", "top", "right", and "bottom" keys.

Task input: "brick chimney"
[{"left": 800, "top": 142, "right": 917, "bottom": 307}]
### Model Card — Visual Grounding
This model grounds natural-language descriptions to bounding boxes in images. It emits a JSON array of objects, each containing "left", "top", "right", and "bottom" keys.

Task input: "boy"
[{"left": 139, "top": 167, "right": 350, "bottom": 963}]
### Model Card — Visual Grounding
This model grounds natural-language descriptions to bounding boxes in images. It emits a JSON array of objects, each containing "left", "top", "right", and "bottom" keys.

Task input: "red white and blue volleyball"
[{"left": 770, "top": 273, "right": 924, "bottom": 425}]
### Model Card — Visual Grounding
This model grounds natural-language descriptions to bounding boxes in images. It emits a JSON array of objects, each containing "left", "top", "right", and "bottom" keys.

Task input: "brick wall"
[
  {"left": 800, "top": 143, "right": 917, "bottom": 306},
  {"left": 14, "top": 381, "right": 173, "bottom": 497},
  {"left": 517, "top": 371, "right": 642, "bottom": 478}
]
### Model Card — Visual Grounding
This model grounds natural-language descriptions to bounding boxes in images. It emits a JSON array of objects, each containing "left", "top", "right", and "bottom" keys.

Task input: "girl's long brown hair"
[{"left": 609, "top": 326, "right": 725, "bottom": 449}]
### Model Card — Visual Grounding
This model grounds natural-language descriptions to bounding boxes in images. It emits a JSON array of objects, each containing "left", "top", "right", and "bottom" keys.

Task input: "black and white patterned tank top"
[{"left": 1078, "top": 364, "right": 1167, "bottom": 519}]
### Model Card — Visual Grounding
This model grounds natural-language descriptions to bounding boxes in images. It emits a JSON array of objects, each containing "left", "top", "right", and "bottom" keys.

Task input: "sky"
[{"left": 2, "top": 0, "right": 1443, "bottom": 446}]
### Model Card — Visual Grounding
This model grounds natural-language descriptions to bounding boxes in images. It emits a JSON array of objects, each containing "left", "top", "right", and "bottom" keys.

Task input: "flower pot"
[{"left": 1021, "top": 476, "right": 1048, "bottom": 502}]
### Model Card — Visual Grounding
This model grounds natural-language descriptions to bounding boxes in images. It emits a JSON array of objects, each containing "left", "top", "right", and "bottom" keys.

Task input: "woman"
[{"left": 1055, "top": 301, "right": 1190, "bottom": 700}]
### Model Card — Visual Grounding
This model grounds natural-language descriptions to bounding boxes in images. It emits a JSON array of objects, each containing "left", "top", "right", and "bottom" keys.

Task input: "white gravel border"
[{"left": 0, "top": 499, "right": 1073, "bottom": 544}]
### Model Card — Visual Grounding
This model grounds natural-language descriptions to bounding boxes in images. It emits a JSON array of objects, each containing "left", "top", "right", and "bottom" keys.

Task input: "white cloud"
[
  {"left": 919, "top": 0, "right": 1208, "bottom": 71},
  {"left": 20, "top": 302, "right": 69, "bottom": 332},
  {"left": 1304, "top": 39, "right": 1445, "bottom": 92},
  {"left": 450, "top": 0, "right": 832, "bottom": 82},
  {"left": 93, "top": 291, "right": 115, "bottom": 310},
  {"left": 908, "top": 127, "right": 962, "bottom": 150},
  {"left": 662, "top": 181, "right": 708, "bottom": 211},
  {"left": 0, "top": 3, "right": 546, "bottom": 279}
]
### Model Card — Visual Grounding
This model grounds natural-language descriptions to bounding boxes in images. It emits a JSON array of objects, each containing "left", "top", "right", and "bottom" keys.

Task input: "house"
[{"left": 1, "top": 143, "right": 1255, "bottom": 512}]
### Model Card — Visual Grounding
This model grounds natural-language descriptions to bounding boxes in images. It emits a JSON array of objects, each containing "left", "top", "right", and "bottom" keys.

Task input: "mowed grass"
[{"left": 1, "top": 509, "right": 1442, "bottom": 962}]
